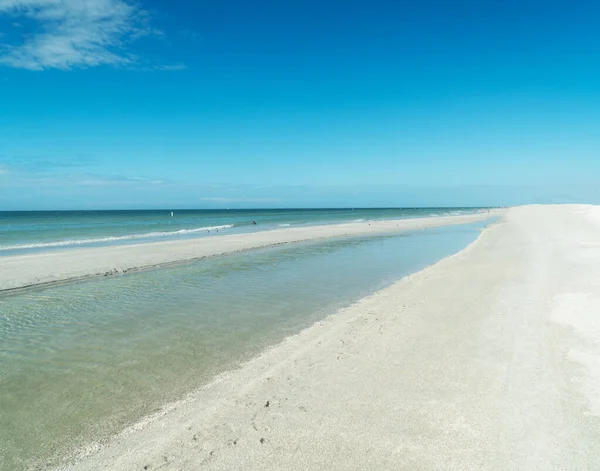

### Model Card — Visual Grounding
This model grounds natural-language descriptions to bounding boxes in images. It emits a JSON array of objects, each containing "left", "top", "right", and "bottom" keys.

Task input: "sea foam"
[{"left": 0, "top": 225, "right": 234, "bottom": 251}]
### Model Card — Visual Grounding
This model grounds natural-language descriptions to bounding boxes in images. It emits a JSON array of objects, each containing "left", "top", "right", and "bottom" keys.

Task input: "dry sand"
[
  {"left": 0, "top": 212, "right": 493, "bottom": 292},
  {"left": 60, "top": 205, "right": 600, "bottom": 470}
]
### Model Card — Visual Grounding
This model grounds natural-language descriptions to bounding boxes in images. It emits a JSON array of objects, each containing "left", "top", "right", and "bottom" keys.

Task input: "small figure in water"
[{"left": 251, "top": 220, "right": 257, "bottom": 225}]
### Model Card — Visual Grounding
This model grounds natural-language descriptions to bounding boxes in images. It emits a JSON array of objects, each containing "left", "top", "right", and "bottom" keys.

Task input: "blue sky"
[{"left": 1, "top": 0, "right": 599, "bottom": 209}]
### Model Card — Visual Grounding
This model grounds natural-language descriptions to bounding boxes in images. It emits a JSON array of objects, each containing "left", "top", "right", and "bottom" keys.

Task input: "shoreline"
[
  {"left": 0, "top": 212, "right": 496, "bottom": 293},
  {"left": 58, "top": 204, "right": 600, "bottom": 470},
  {"left": 55, "top": 212, "right": 499, "bottom": 471}
]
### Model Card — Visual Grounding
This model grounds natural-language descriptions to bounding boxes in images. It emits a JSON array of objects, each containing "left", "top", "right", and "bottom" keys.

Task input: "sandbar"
[{"left": 0, "top": 212, "right": 494, "bottom": 293}]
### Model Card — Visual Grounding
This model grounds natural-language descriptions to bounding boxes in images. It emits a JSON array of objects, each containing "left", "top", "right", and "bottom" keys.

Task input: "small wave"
[
  {"left": 278, "top": 223, "right": 291, "bottom": 227},
  {"left": 0, "top": 225, "right": 234, "bottom": 251},
  {"left": 352, "top": 219, "right": 366, "bottom": 222}
]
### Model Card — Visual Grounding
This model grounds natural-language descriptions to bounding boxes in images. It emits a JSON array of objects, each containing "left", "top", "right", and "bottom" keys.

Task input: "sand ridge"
[{"left": 0, "top": 212, "right": 495, "bottom": 293}]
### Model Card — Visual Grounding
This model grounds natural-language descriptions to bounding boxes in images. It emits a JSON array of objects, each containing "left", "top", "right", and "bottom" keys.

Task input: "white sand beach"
[
  {"left": 58, "top": 204, "right": 600, "bottom": 470},
  {"left": 0, "top": 212, "right": 493, "bottom": 292}
]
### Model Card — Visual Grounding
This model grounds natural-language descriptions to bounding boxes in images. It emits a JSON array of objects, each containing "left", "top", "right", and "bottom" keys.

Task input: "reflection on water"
[{"left": 0, "top": 222, "right": 487, "bottom": 470}]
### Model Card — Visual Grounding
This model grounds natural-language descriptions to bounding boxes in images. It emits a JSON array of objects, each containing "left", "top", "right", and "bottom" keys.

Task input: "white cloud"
[
  {"left": 74, "top": 174, "right": 165, "bottom": 186},
  {"left": 0, "top": 0, "right": 157, "bottom": 70},
  {"left": 200, "top": 197, "right": 282, "bottom": 204},
  {"left": 155, "top": 63, "right": 187, "bottom": 71}
]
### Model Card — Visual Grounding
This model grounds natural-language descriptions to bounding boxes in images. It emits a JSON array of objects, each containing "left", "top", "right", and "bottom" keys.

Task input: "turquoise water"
[
  {"left": 0, "top": 208, "right": 485, "bottom": 255},
  {"left": 0, "top": 221, "right": 488, "bottom": 470}
]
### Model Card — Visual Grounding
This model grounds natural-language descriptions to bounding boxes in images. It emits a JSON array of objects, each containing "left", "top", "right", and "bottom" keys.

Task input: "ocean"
[
  {"left": 0, "top": 209, "right": 490, "bottom": 469},
  {"left": 0, "top": 208, "right": 482, "bottom": 256}
]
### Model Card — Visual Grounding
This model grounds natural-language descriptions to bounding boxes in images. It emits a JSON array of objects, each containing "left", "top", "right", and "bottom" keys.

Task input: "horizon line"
[{"left": 0, "top": 206, "right": 498, "bottom": 213}]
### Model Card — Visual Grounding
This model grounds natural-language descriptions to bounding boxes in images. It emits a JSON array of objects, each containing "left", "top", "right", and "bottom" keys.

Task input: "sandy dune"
[{"left": 61, "top": 205, "right": 600, "bottom": 470}]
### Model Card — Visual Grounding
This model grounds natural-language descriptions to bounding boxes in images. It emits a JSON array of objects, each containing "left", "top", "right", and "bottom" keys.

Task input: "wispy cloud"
[
  {"left": 0, "top": 0, "right": 167, "bottom": 70},
  {"left": 77, "top": 174, "right": 165, "bottom": 186},
  {"left": 199, "top": 197, "right": 282, "bottom": 204},
  {"left": 154, "top": 63, "right": 187, "bottom": 71},
  {"left": 0, "top": 155, "right": 167, "bottom": 186},
  {"left": 0, "top": 154, "right": 93, "bottom": 172},
  {"left": 3, "top": 171, "right": 167, "bottom": 187}
]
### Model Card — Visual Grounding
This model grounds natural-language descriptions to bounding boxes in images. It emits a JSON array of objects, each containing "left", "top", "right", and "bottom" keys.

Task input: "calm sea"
[
  {"left": 0, "top": 208, "right": 482, "bottom": 256},
  {"left": 0, "top": 211, "right": 491, "bottom": 470}
]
